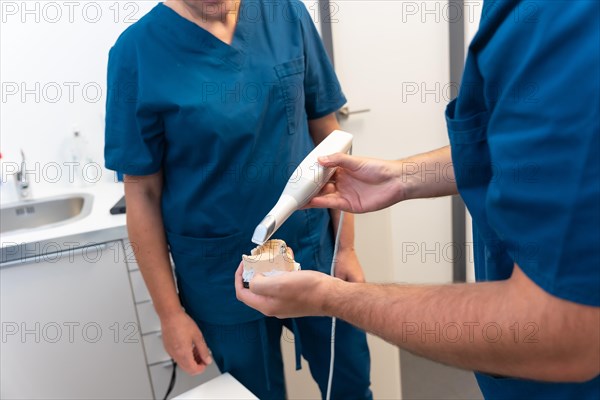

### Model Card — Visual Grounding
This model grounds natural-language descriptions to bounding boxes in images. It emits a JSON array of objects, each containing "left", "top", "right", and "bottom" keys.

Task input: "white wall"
[{"left": 1, "top": 1, "right": 158, "bottom": 198}]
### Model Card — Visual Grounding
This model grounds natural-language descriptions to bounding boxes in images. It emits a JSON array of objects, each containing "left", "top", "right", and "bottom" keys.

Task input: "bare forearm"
[
  {"left": 399, "top": 145, "right": 458, "bottom": 200},
  {"left": 124, "top": 176, "right": 182, "bottom": 319},
  {"left": 322, "top": 267, "right": 599, "bottom": 382}
]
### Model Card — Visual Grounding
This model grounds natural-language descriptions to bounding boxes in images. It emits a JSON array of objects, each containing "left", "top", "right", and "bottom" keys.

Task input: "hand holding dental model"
[{"left": 236, "top": 263, "right": 327, "bottom": 318}]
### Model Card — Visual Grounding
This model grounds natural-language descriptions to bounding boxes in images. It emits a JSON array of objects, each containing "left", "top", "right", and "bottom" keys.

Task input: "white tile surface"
[{"left": 174, "top": 373, "right": 258, "bottom": 400}]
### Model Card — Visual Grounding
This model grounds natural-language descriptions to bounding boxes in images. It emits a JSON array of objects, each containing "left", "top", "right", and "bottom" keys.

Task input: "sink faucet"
[{"left": 16, "top": 149, "right": 31, "bottom": 200}]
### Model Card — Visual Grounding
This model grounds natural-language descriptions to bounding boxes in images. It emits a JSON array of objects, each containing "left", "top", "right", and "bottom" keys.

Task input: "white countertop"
[
  {"left": 174, "top": 373, "right": 258, "bottom": 400},
  {"left": 1, "top": 182, "right": 128, "bottom": 261}
]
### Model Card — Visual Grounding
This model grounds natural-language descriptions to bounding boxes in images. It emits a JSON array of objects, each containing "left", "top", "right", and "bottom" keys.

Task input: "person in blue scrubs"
[
  {"left": 237, "top": 1, "right": 600, "bottom": 398},
  {"left": 104, "top": 1, "right": 372, "bottom": 399}
]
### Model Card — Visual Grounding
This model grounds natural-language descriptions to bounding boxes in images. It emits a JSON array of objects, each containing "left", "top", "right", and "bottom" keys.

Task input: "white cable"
[
  {"left": 325, "top": 145, "right": 353, "bottom": 400},
  {"left": 326, "top": 209, "right": 344, "bottom": 400}
]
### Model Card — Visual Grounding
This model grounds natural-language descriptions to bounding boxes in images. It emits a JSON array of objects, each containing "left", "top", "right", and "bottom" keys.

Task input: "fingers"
[
  {"left": 334, "top": 250, "right": 367, "bottom": 283},
  {"left": 236, "top": 261, "right": 284, "bottom": 298},
  {"left": 165, "top": 318, "right": 212, "bottom": 375},
  {"left": 345, "top": 269, "right": 366, "bottom": 283},
  {"left": 319, "top": 182, "right": 338, "bottom": 195},
  {"left": 191, "top": 330, "right": 213, "bottom": 367},
  {"left": 248, "top": 273, "right": 277, "bottom": 296},
  {"left": 319, "top": 152, "right": 363, "bottom": 171},
  {"left": 235, "top": 262, "right": 270, "bottom": 299},
  {"left": 302, "top": 182, "right": 338, "bottom": 209},
  {"left": 335, "top": 265, "right": 363, "bottom": 283},
  {"left": 235, "top": 264, "right": 272, "bottom": 311},
  {"left": 334, "top": 270, "right": 348, "bottom": 282},
  {"left": 236, "top": 277, "right": 280, "bottom": 317},
  {"left": 307, "top": 194, "right": 351, "bottom": 211},
  {"left": 173, "top": 342, "right": 206, "bottom": 375}
]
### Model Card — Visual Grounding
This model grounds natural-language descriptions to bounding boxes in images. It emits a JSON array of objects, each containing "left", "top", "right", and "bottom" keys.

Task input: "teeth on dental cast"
[{"left": 242, "top": 239, "right": 301, "bottom": 287}]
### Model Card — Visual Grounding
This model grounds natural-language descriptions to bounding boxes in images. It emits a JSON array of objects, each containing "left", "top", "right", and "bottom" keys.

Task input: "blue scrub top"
[
  {"left": 446, "top": 0, "right": 599, "bottom": 398},
  {"left": 105, "top": 0, "right": 346, "bottom": 324}
]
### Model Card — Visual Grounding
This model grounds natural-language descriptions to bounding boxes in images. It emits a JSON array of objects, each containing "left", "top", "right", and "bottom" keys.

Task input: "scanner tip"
[{"left": 251, "top": 215, "right": 276, "bottom": 245}]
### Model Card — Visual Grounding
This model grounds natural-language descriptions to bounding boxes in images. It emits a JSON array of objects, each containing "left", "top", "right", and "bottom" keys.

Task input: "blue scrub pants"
[{"left": 197, "top": 316, "right": 373, "bottom": 400}]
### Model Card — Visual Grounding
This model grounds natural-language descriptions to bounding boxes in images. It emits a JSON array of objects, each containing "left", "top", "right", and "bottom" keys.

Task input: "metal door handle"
[{"left": 338, "top": 106, "right": 371, "bottom": 118}]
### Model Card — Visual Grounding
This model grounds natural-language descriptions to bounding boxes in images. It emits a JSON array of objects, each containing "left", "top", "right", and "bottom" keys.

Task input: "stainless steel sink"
[{"left": 1, "top": 193, "right": 94, "bottom": 234}]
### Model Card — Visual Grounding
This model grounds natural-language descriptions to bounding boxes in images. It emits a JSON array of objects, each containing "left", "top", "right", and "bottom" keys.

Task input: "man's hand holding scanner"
[
  {"left": 305, "top": 146, "right": 458, "bottom": 214},
  {"left": 304, "top": 152, "right": 407, "bottom": 214},
  {"left": 237, "top": 146, "right": 458, "bottom": 297}
]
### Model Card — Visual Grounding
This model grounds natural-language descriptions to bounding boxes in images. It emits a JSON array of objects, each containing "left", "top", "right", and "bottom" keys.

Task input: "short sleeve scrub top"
[
  {"left": 445, "top": 1, "right": 599, "bottom": 398},
  {"left": 105, "top": 0, "right": 347, "bottom": 324}
]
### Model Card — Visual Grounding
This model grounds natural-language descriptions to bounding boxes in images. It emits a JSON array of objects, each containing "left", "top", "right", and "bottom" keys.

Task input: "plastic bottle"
[{"left": 67, "top": 128, "right": 93, "bottom": 186}]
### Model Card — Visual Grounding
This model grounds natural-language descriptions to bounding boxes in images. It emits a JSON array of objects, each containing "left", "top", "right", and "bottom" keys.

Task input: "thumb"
[
  {"left": 249, "top": 273, "right": 269, "bottom": 295},
  {"left": 249, "top": 273, "right": 281, "bottom": 297},
  {"left": 318, "top": 153, "right": 362, "bottom": 171}
]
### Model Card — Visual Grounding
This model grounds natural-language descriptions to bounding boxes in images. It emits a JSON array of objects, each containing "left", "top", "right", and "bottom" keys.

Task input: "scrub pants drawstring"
[
  {"left": 259, "top": 318, "right": 272, "bottom": 392},
  {"left": 291, "top": 319, "right": 303, "bottom": 370},
  {"left": 258, "top": 318, "right": 304, "bottom": 393}
]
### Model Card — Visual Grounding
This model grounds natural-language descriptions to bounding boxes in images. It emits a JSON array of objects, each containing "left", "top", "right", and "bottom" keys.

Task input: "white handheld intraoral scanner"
[{"left": 251, "top": 130, "right": 353, "bottom": 245}]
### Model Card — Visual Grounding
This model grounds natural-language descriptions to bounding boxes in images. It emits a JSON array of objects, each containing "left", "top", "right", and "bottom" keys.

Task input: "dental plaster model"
[{"left": 242, "top": 239, "right": 300, "bottom": 288}]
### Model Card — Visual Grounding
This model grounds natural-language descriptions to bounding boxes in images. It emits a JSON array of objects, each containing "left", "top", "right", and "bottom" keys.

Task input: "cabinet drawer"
[
  {"left": 0, "top": 240, "right": 154, "bottom": 399},
  {"left": 149, "top": 361, "right": 220, "bottom": 400},
  {"left": 137, "top": 302, "right": 161, "bottom": 334},
  {"left": 143, "top": 332, "right": 170, "bottom": 365},
  {"left": 130, "top": 270, "right": 151, "bottom": 303}
]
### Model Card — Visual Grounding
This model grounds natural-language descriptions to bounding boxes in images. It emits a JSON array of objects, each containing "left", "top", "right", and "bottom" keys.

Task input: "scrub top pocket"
[
  {"left": 445, "top": 99, "right": 492, "bottom": 192},
  {"left": 166, "top": 230, "right": 261, "bottom": 324},
  {"left": 275, "top": 57, "right": 307, "bottom": 136},
  {"left": 167, "top": 230, "right": 247, "bottom": 285}
]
